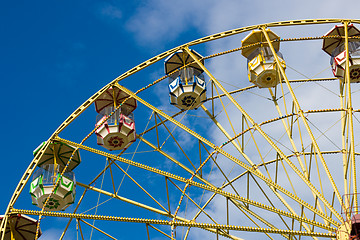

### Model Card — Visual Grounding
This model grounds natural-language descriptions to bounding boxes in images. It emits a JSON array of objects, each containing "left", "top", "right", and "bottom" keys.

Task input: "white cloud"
[
  {"left": 41, "top": 228, "right": 74, "bottom": 240},
  {"left": 125, "top": 0, "right": 213, "bottom": 46},
  {"left": 124, "top": 0, "right": 360, "bottom": 46},
  {"left": 98, "top": 1, "right": 360, "bottom": 238},
  {"left": 101, "top": 5, "right": 123, "bottom": 20}
]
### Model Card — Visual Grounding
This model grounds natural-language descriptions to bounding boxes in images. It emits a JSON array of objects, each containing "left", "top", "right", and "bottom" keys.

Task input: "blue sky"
[
  {"left": 2, "top": 0, "right": 360, "bottom": 239},
  {"left": 0, "top": 2, "right": 211, "bottom": 239}
]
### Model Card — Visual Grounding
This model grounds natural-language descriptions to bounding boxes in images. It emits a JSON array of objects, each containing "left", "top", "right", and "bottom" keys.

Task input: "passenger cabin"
[
  {"left": 350, "top": 214, "right": 360, "bottom": 240},
  {"left": 165, "top": 49, "right": 206, "bottom": 110},
  {"left": 30, "top": 164, "right": 76, "bottom": 211},
  {"left": 322, "top": 24, "right": 360, "bottom": 83},
  {"left": 30, "top": 141, "right": 80, "bottom": 211},
  {"left": 241, "top": 29, "right": 286, "bottom": 88},
  {"left": 94, "top": 86, "right": 137, "bottom": 151},
  {"left": 0, "top": 214, "right": 42, "bottom": 239}
]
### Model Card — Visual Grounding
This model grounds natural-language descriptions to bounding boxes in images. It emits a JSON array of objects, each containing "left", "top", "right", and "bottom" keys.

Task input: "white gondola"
[
  {"left": 165, "top": 50, "right": 206, "bottom": 110},
  {"left": 0, "top": 214, "right": 42, "bottom": 239},
  {"left": 95, "top": 86, "right": 137, "bottom": 151},
  {"left": 323, "top": 24, "right": 360, "bottom": 83},
  {"left": 336, "top": 194, "right": 360, "bottom": 240},
  {"left": 30, "top": 141, "right": 80, "bottom": 211},
  {"left": 30, "top": 164, "right": 75, "bottom": 211},
  {"left": 241, "top": 29, "right": 286, "bottom": 88}
]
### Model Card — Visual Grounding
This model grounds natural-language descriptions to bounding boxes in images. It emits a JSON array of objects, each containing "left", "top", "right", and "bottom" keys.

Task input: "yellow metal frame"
[{"left": 3, "top": 19, "right": 360, "bottom": 239}]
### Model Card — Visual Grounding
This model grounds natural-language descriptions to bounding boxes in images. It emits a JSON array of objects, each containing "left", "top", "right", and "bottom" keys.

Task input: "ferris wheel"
[{"left": 2, "top": 18, "right": 360, "bottom": 240}]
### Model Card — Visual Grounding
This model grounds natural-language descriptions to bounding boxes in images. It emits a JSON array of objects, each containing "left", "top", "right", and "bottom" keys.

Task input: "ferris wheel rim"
[{"left": 2, "top": 18, "right": 360, "bottom": 240}]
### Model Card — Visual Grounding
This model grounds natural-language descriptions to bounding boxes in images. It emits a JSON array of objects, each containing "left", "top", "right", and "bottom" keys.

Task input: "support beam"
[
  {"left": 55, "top": 137, "right": 338, "bottom": 229},
  {"left": 10, "top": 209, "right": 336, "bottom": 238}
]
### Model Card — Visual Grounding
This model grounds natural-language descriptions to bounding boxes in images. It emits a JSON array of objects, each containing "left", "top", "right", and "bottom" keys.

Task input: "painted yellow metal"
[
  {"left": 111, "top": 160, "right": 168, "bottom": 213},
  {"left": 140, "top": 110, "right": 185, "bottom": 136},
  {"left": 185, "top": 46, "right": 342, "bottom": 224},
  {"left": 77, "top": 219, "right": 85, "bottom": 240},
  {"left": 114, "top": 81, "right": 340, "bottom": 228},
  {"left": 11, "top": 209, "right": 336, "bottom": 238},
  {"left": 0, "top": 140, "right": 51, "bottom": 240},
  {"left": 340, "top": 81, "right": 350, "bottom": 218},
  {"left": 0, "top": 82, "right": 116, "bottom": 240},
  {"left": 168, "top": 179, "right": 224, "bottom": 230},
  {"left": 215, "top": 107, "right": 348, "bottom": 145},
  {"left": 336, "top": 220, "right": 351, "bottom": 240},
  {"left": 5, "top": 19, "right": 360, "bottom": 240},
  {"left": 146, "top": 224, "right": 151, "bottom": 240},
  {"left": 100, "top": 19, "right": 360, "bottom": 90},
  {"left": 54, "top": 137, "right": 337, "bottom": 230},
  {"left": 201, "top": 104, "right": 318, "bottom": 236},
  {"left": 138, "top": 136, "right": 210, "bottom": 186},
  {"left": 80, "top": 219, "right": 117, "bottom": 240},
  {"left": 230, "top": 200, "right": 276, "bottom": 240},
  {"left": 165, "top": 177, "right": 171, "bottom": 214},
  {"left": 268, "top": 88, "right": 331, "bottom": 227},
  {"left": 75, "top": 182, "right": 237, "bottom": 239},
  {"left": 207, "top": 146, "right": 297, "bottom": 238},
  {"left": 149, "top": 224, "right": 174, "bottom": 239},
  {"left": 78, "top": 182, "right": 175, "bottom": 219},
  {"left": 241, "top": 29, "right": 280, "bottom": 58},
  {"left": 344, "top": 21, "right": 358, "bottom": 215},
  {"left": 208, "top": 84, "right": 243, "bottom": 157},
  {"left": 154, "top": 112, "right": 160, "bottom": 149},
  {"left": 107, "top": 159, "right": 117, "bottom": 194},
  {"left": 261, "top": 26, "right": 343, "bottom": 221},
  {"left": 154, "top": 114, "right": 197, "bottom": 170},
  {"left": 59, "top": 162, "right": 115, "bottom": 240},
  {"left": 9, "top": 221, "right": 15, "bottom": 240},
  {"left": 207, "top": 78, "right": 338, "bottom": 101}
]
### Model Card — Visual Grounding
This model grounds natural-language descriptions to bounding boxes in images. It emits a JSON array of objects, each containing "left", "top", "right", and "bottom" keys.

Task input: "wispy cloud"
[
  {"left": 122, "top": 0, "right": 360, "bottom": 47},
  {"left": 125, "top": 0, "right": 214, "bottom": 46},
  {"left": 101, "top": 4, "right": 122, "bottom": 20},
  {"left": 94, "top": 1, "right": 360, "bottom": 238}
]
